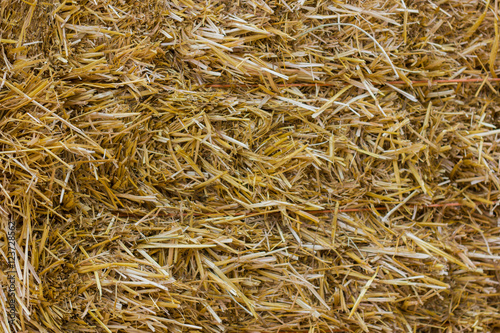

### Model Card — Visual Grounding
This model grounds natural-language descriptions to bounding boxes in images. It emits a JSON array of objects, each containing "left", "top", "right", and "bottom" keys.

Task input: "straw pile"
[{"left": 1, "top": 0, "right": 500, "bottom": 332}]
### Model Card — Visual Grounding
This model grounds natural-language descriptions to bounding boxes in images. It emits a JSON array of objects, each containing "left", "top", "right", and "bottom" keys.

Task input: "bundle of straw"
[{"left": 1, "top": 0, "right": 499, "bottom": 332}]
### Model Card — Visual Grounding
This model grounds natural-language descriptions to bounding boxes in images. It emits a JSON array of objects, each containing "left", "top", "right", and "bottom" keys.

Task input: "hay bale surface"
[{"left": 1, "top": 0, "right": 500, "bottom": 332}]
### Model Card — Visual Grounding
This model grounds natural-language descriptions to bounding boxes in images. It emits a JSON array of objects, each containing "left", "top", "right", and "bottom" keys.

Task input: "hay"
[{"left": 1, "top": 0, "right": 500, "bottom": 332}]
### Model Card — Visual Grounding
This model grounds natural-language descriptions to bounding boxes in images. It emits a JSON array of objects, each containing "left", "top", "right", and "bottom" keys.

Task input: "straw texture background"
[{"left": 1, "top": 0, "right": 500, "bottom": 332}]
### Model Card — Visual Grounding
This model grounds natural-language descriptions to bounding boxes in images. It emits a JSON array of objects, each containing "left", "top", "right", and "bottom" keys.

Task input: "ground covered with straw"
[{"left": 1, "top": 0, "right": 500, "bottom": 332}]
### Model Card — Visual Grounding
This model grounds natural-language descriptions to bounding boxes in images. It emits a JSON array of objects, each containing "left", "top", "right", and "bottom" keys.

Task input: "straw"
[{"left": 1, "top": 0, "right": 500, "bottom": 332}]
